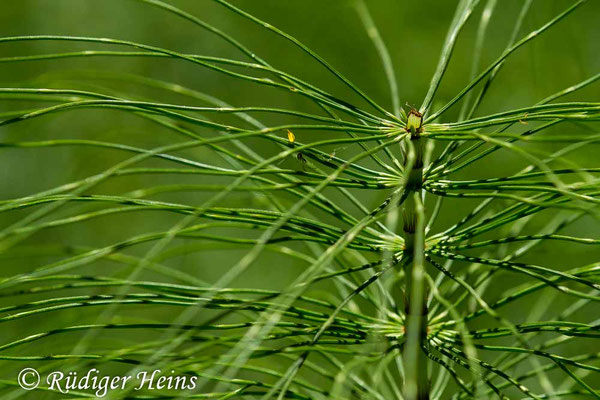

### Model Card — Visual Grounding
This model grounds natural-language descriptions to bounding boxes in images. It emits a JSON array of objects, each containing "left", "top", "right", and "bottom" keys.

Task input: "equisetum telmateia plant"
[{"left": 1, "top": 0, "right": 599, "bottom": 399}]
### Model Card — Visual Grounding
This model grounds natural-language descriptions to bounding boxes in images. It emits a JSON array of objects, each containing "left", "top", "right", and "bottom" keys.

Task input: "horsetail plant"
[{"left": 0, "top": 0, "right": 599, "bottom": 399}]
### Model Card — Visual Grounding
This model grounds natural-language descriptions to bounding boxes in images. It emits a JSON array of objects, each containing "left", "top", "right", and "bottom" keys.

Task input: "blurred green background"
[{"left": 0, "top": 0, "right": 599, "bottom": 397}]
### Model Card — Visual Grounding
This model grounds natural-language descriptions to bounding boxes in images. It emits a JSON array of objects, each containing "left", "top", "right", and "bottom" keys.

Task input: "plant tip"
[{"left": 406, "top": 108, "right": 423, "bottom": 134}]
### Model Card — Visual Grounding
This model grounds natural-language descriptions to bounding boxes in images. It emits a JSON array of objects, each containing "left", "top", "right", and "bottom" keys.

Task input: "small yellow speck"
[{"left": 287, "top": 130, "right": 295, "bottom": 143}]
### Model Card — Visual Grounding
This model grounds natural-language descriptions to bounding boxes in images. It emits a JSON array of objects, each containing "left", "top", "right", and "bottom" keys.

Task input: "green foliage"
[{"left": 0, "top": 0, "right": 599, "bottom": 399}]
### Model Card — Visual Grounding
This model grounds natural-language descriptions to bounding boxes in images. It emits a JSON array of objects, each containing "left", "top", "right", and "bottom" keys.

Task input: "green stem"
[{"left": 402, "top": 110, "right": 430, "bottom": 400}]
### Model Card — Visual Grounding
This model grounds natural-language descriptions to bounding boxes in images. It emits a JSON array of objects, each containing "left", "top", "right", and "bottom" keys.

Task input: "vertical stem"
[{"left": 402, "top": 110, "right": 429, "bottom": 400}]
